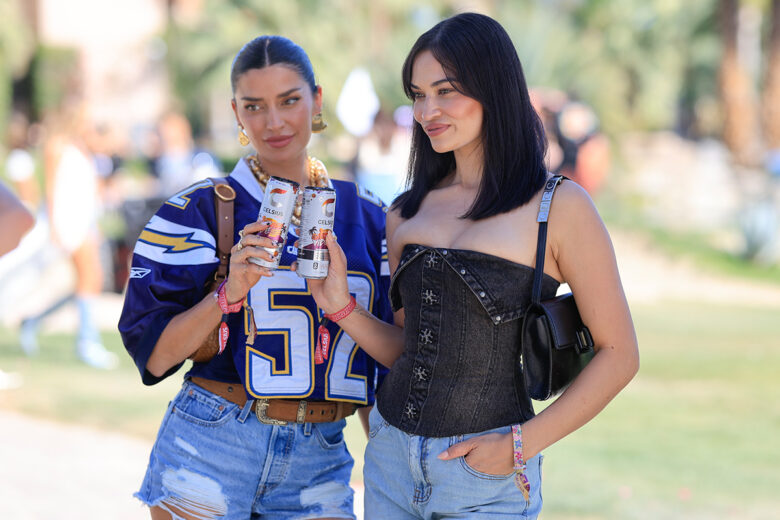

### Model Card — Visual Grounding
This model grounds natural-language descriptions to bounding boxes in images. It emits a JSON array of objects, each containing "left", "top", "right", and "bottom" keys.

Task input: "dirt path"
[
  {"left": 0, "top": 409, "right": 151, "bottom": 519},
  {"left": 0, "top": 409, "right": 365, "bottom": 519},
  {"left": 611, "top": 229, "right": 780, "bottom": 307}
]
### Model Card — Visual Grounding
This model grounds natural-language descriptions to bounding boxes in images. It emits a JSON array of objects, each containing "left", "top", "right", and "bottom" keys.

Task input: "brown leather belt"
[{"left": 190, "top": 377, "right": 356, "bottom": 425}]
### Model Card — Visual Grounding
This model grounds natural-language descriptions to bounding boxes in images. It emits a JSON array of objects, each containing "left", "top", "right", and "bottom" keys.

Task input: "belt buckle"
[
  {"left": 296, "top": 400, "right": 308, "bottom": 423},
  {"left": 254, "top": 399, "right": 288, "bottom": 425}
]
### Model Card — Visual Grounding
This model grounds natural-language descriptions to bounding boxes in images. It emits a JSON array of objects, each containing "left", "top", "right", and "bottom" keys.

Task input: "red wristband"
[
  {"left": 325, "top": 296, "right": 357, "bottom": 322},
  {"left": 315, "top": 296, "right": 357, "bottom": 366},
  {"left": 214, "top": 280, "right": 245, "bottom": 355}
]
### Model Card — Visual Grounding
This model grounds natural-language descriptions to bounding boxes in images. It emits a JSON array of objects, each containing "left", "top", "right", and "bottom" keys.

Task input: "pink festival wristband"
[
  {"left": 512, "top": 424, "right": 531, "bottom": 502},
  {"left": 214, "top": 279, "right": 245, "bottom": 355}
]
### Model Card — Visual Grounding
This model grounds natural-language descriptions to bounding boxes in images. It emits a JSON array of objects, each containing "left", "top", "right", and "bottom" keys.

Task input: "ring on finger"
[{"left": 236, "top": 241, "right": 244, "bottom": 252}]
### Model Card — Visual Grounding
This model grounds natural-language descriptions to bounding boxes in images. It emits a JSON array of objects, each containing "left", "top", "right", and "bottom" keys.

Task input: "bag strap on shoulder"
[
  {"left": 531, "top": 175, "right": 565, "bottom": 304},
  {"left": 210, "top": 177, "right": 236, "bottom": 282}
]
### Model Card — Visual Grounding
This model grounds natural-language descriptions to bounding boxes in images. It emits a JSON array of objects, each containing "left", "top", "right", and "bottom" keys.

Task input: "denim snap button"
[
  {"left": 413, "top": 366, "right": 429, "bottom": 381},
  {"left": 422, "top": 290, "right": 437, "bottom": 305}
]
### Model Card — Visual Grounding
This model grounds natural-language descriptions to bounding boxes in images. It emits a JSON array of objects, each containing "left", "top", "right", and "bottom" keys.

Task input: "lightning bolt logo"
[{"left": 138, "top": 230, "right": 212, "bottom": 253}]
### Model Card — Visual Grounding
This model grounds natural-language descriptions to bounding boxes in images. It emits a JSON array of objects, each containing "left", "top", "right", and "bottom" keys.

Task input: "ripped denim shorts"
[{"left": 136, "top": 380, "right": 355, "bottom": 519}]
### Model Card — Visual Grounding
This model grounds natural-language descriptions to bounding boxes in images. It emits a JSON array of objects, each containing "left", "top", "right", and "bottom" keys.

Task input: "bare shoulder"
[
  {"left": 548, "top": 178, "right": 611, "bottom": 259},
  {"left": 552, "top": 178, "right": 598, "bottom": 219},
  {"left": 385, "top": 206, "right": 407, "bottom": 268},
  {"left": 385, "top": 205, "right": 405, "bottom": 242}
]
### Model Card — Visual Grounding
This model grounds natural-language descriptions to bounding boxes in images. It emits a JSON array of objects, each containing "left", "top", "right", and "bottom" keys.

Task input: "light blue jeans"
[
  {"left": 136, "top": 380, "right": 355, "bottom": 519},
  {"left": 364, "top": 406, "right": 543, "bottom": 519}
]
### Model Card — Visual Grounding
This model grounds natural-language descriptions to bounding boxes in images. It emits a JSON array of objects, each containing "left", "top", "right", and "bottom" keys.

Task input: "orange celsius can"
[{"left": 249, "top": 176, "right": 299, "bottom": 269}]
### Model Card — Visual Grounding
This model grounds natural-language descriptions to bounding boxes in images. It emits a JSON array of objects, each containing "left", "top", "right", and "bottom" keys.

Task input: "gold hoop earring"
[
  {"left": 238, "top": 126, "right": 250, "bottom": 146},
  {"left": 311, "top": 113, "right": 327, "bottom": 133}
]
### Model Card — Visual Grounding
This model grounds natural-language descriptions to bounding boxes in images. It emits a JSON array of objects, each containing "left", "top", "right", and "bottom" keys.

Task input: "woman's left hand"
[
  {"left": 301, "top": 232, "right": 352, "bottom": 314},
  {"left": 437, "top": 432, "right": 514, "bottom": 476}
]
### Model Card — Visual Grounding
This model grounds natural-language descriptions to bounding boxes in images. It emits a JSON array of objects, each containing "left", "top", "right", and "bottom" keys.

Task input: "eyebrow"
[
  {"left": 240, "top": 87, "right": 302, "bottom": 102},
  {"left": 409, "top": 79, "right": 452, "bottom": 89}
]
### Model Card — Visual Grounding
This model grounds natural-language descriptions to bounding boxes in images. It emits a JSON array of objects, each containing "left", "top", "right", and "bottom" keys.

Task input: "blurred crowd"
[
  {"left": 0, "top": 92, "right": 607, "bottom": 372},
  {"left": 0, "top": 100, "right": 223, "bottom": 371}
]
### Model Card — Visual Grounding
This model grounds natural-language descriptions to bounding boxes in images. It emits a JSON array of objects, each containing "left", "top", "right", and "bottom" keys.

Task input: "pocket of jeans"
[
  {"left": 171, "top": 386, "right": 238, "bottom": 427},
  {"left": 451, "top": 434, "right": 515, "bottom": 480},
  {"left": 314, "top": 420, "right": 347, "bottom": 450},
  {"left": 368, "top": 407, "right": 389, "bottom": 438}
]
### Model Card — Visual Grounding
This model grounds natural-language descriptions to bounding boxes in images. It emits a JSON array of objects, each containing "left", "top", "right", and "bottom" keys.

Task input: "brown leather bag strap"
[{"left": 210, "top": 178, "right": 236, "bottom": 281}]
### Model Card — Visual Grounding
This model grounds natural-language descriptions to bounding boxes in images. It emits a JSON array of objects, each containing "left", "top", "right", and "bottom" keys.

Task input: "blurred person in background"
[
  {"left": 0, "top": 181, "right": 35, "bottom": 389},
  {"left": 150, "top": 111, "right": 221, "bottom": 196},
  {"left": 119, "top": 35, "right": 391, "bottom": 519},
  {"left": 18, "top": 101, "right": 118, "bottom": 369},
  {"left": 353, "top": 108, "right": 411, "bottom": 204},
  {"left": 554, "top": 100, "right": 610, "bottom": 196},
  {"left": 4, "top": 111, "right": 40, "bottom": 209},
  {"left": 530, "top": 89, "right": 610, "bottom": 197},
  {"left": 0, "top": 181, "right": 34, "bottom": 263},
  {"left": 307, "top": 13, "right": 638, "bottom": 518}
]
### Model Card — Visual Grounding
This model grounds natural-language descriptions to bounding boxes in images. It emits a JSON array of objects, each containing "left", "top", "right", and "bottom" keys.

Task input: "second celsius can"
[
  {"left": 296, "top": 186, "right": 336, "bottom": 279},
  {"left": 249, "top": 176, "right": 299, "bottom": 269}
]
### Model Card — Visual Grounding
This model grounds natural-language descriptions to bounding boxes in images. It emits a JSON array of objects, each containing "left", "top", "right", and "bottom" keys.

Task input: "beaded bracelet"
[{"left": 511, "top": 424, "right": 531, "bottom": 502}]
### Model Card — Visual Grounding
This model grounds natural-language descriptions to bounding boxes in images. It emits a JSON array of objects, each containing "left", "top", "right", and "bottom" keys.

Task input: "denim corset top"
[{"left": 376, "top": 243, "right": 560, "bottom": 437}]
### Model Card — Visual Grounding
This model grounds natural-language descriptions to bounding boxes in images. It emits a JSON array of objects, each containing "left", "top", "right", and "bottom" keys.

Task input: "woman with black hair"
[
  {"left": 307, "top": 13, "right": 638, "bottom": 518},
  {"left": 119, "top": 35, "right": 391, "bottom": 519}
]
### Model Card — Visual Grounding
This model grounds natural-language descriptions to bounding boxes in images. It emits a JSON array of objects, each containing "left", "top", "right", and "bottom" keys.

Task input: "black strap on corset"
[{"left": 531, "top": 175, "right": 565, "bottom": 304}]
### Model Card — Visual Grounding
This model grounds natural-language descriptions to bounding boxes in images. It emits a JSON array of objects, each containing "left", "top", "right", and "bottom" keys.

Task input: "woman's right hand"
[
  {"left": 223, "top": 220, "right": 276, "bottom": 303},
  {"left": 304, "top": 232, "right": 352, "bottom": 315}
]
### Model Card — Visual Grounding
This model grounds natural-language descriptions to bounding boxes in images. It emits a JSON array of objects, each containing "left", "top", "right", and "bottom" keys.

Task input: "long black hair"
[
  {"left": 230, "top": 35, "right": 317, "bottom": 94},
  {"left": 394, "top": 12, "right": 547, "bottom": 220}
]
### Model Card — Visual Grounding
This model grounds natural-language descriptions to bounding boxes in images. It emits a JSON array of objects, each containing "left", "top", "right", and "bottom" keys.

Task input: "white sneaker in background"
[
  {"left": 0, "top": 369, "right": 23, "bottom": 390},
  {"left": 76, "top": 341, "right": 119, "bottom": 370}
]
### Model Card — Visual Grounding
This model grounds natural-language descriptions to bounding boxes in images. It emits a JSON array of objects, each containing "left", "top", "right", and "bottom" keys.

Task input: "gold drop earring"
[
  {"left": 311, "top": 113, "right": 327, "bottom": 133},
  {"left": 238, "top": 125, "right": 250, "bottom": 146}
]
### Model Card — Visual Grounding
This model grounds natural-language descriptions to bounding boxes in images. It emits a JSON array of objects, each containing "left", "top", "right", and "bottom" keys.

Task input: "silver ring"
[{"left": 236, "top": 241, "right": 244, "bottom": 252}]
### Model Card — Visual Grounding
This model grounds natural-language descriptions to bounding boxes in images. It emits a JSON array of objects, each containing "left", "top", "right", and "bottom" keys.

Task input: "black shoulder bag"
[{"left": 520, "top": 175, "right": 595, "bottom": 400}]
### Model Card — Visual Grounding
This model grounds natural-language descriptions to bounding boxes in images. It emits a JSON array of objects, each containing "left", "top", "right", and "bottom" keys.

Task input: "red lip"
[
  {"left": 265, "top": 135, "right": 294, "bottom": 148},
  {"left": 424, "top": 124, "right": 449, "bottom": 137}
]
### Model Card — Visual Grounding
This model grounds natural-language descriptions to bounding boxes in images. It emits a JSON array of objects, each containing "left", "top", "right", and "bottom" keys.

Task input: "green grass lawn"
[{"left": 1, "top": 300, "right": 778, "bottom": 519}]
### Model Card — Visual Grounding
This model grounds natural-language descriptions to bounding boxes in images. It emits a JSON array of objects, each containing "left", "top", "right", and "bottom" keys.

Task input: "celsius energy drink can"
[
  {"left": 296, "top": 187, "right": 336, "bottom": 278},
  {"left": 250, "top": 176, "right": 299, "bottom": 269}
]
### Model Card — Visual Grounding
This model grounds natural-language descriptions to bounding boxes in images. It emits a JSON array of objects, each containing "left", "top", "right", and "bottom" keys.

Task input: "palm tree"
[
  {"left": 763, "top": 0, "right": 780, "bottom": 152},
  {"left": 719, "top": 0, "right": 761, "bottom": 166}
]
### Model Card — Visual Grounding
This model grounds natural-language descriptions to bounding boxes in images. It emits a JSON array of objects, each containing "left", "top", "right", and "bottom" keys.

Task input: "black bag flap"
[{"left": 537, "top": 293, "right": 594, "bottom": 353}]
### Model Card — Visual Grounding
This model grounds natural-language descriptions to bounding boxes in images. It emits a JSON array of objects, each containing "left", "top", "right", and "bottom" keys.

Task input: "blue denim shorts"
[
  {"left": 136, "top": 380, "right": 355, "bottom": 519},
  {"left": 363, "top": 406, "right": 543, "bottom": 519}
]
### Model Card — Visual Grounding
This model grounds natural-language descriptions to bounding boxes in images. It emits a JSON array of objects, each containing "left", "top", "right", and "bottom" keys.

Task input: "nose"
[
  {"left": 415, "top": 97, "right": 441, "bottom": 123},
  {"left": 266, "top": 107, "right": 283, "bottom": 130}
]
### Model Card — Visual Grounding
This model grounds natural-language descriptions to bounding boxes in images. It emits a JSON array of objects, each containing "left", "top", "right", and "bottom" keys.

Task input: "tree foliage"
[
  {"left": 165, "top": 0, "right": 729, "bottom": 139},
  {"left": 0, "top": 0, "right": 34, "bottom": 141}
]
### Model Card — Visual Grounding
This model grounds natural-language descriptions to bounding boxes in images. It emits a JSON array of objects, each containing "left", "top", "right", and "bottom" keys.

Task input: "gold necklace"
[{"left": 246, "top": 154, "right": 329, "bottom": 226}]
